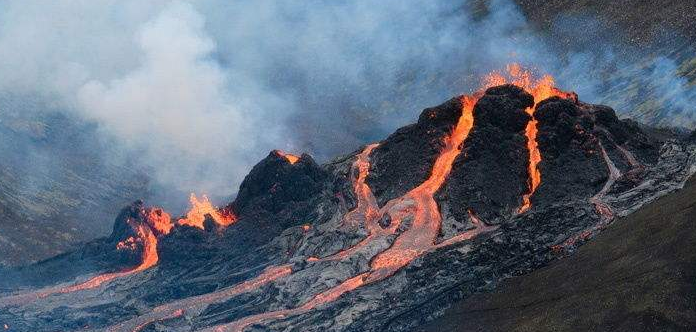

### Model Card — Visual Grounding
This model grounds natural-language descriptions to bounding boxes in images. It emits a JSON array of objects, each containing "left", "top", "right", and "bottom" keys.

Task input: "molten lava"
[
  {"left": 178, "top": 194, "right": 237, "bottom": 229},
  {"left": 485, "top": 64, "right": 576, "bottom": 213},
  {"left": 275, "top": 150, "right": 300, "bottom": 164},
  {"left": 367, "top": 94, "right": 477, "bottom": 282}
]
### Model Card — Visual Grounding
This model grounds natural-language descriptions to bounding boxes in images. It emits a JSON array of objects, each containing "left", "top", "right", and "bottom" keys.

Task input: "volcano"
[{"left": 0, "top": 66, "right": 695, "bottom": 332}]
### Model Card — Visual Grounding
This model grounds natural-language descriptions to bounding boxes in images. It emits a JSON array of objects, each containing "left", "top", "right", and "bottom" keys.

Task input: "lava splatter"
[{"left": 178, "top": 194, "right": 237, "bottom": 229}]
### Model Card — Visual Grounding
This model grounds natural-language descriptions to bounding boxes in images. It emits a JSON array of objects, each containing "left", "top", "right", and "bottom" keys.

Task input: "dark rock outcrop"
[
  {"left": 438, "top": 85, "right": 533, "bottom": 226},
  {"left": 229, "top": 151, "right": 330, "bottom": 246},
  {"left": 532, "top": 97, "right": 607, "bottom": 204},
  {"left": 367, "top": 97, "right": 464, "bottom": 206}
]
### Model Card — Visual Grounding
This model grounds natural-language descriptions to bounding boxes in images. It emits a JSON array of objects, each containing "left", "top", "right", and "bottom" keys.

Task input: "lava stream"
[
  {"left": 596, "top": 126, "right": 642, "bottom": 169},
  {"left": 590, "top": 141, "right": 621, "bottom": 220},
  {"left": 60, "top": 223, "right": 160, "bottom": 293},
  {"left": 434, "top": 209, "right": 496, "bottom": 249},
  {"left": 314, "top": 143, "right": 384, "bottom": 262},
  {"left": 341, "top": 143, "right": 381, "bottom": 228},
  {"left": 106, "top": 265, "right": 292, "bottom": 332}
]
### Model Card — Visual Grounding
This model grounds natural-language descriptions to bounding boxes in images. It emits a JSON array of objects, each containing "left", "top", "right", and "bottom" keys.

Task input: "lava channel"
[
  {"left": 485, "top": 64, "right": 577, "bottom": 213},
  {"left": 555, "top": 141, "right": 622, "bottom": 252},
  {"left": 310, "top": 143, "right": 384, "bottom": 262}
]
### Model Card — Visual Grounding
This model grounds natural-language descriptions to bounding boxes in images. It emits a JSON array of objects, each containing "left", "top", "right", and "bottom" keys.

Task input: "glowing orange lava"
[
  {"left": 485, "top": 64, "right": 575, "bottom": 213},
  {"left": 309, "top": 143, "right": 383, "bottom": 262},
  {"left": 275, "top": 150, "right": 300, "bottom": 164},
  {"left": 367, "top": 94, "right": 477, "bottom": 281},
  {"left": 347, "top": 144, "right": 382, "bottom": 228},
  {"left": 114, "top": 66, "right": 576, "bottom": 332},
  {"left": 178, "top": 194, "right": 237, "bottom": 229},
  {"left": 145, "top": 207, "right": 173, "bottom": 235}
]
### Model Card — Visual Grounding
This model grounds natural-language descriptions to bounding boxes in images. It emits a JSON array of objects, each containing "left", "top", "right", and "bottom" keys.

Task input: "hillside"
[
  {"left": 0, "top": 97, "right": 151, "bottom": 266},
  {"left": 415, "top": 175, "right": 696, "bottom": 332},
  {"left": 514, "top": 0, "right": 696, "bottom": 128}
]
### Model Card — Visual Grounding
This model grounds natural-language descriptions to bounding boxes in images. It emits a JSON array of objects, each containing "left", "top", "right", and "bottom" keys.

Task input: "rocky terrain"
[
  {"left": 416, "top": 174, "right": 696, "bottom": 332},
  {"left": 0, "top": 71, "right": 694, "bottom": 331}
]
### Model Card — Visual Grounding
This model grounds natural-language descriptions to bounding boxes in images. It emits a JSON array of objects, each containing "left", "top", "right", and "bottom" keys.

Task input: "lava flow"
[
  {"left": 56, "top": 206, "right": 170, "bottom": 292},
  {"left": 0, "top": 207, "right": 170, "bottom": 307},
  {"left": 205, "top": 92, "right": 485, "bottom": 332},
  {"left": 366, "top": 94, "right": 478, "bottom": 282},
  {"left": 107, "top": 65, "right": 575, "bottom": 332},
  {"left": 178, "top": 193, "right": 237, "bottom": 229},
  {"left": 314, "top": 143, "right": 383, "bottom": 261},
  {"left": 1, "top": 194, "right": 236, "bottom": 308},
  {"left": 485, "top": 64, "right": 576, "bottom": 213},
  {"left": 59, "top": 222, "right": 160, "bottom": 293},
  {"left": 66, "top": 196, "right": 236, "bottom": 294}
]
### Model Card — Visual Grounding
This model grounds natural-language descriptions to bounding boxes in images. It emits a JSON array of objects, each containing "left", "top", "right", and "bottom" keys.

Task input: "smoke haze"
[{"left": 0, "top": 0, "right": 694, "bottom": 207}]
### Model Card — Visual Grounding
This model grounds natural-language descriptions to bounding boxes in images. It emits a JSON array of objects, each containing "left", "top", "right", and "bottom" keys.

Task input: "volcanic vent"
[{"left": 0, "top": 65, "right": 694, "bottom": 332}]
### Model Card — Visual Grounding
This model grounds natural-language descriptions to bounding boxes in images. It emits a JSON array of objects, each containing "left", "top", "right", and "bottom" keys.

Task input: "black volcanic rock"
[
  {"left": 590, "top": 104, "right": 663, "bottom": 164},
  {"left": 438, "top": 85, "right": 533, "bottom": 226},
  {"left": 233, "top": 151, "right": 327, "bottom": 215},
  {"left": 229, "top": 151, "right": 329, "bottom": 245},
  {"left": 367, "top": 97, "right": 464, "bottom": 206},
  {"left": 108, "top": 201, "right": 145, "bottom": 243},
  {"left": 532, "top": 97, "right": 607, "bottom": 204},
  {"left": 474, "top": 85, "right": 534, "bottom": 131}
]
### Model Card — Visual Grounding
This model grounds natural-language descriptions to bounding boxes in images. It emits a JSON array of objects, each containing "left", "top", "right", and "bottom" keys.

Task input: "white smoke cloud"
[
  {"left": 0, "top": 0, "right": 693, "bottom": 207},
  {"left": 75, "top": 2, "right": 285, "bottom": 196}
]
